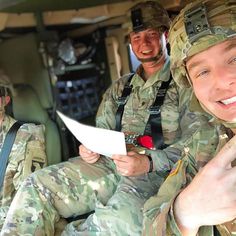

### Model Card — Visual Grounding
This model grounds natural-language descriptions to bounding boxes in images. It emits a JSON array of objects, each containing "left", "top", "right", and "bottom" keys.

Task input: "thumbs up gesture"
[{"left": 173, "top": 135, "right": 236, "bottom": 235}]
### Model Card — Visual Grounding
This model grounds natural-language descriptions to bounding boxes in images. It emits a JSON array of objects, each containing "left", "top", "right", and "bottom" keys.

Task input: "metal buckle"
[
  {"left": 117, "top": 96, "right": 127, "bottom": 105},
  {"left": 125, "top": 133, "right": 139, "bottom": 146},
  {"left": 184, "top": 4, "right": 213, "bottom": 44},
  {"left": 148, "top": 106, "right": 160, "bottom": 115},
  {"left": 156, "top": 88, "right": 167, "bottom": 97},
  {"left": 124, "top": 84, "right": 132, "bottom": 89},
  {"left": 117, "top": 84, "right": 132, "bottom": 105}
]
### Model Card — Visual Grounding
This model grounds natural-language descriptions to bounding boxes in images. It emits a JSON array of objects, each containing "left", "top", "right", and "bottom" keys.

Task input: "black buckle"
[
  {"left": 184, "top": 4, "right": 213, "bottom": 44},
  {"left": 156, "top": 88, "right": 167, "bottom": 97},
  {"left": 117, "top": 84, "right": 132, "bottom": 105},
  {"left": 149, "top": 106, "right": 160, "bottom": 115}
]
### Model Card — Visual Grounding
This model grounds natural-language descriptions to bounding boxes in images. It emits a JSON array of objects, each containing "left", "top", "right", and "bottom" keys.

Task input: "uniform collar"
[{"left": 1, "top": 115, "right": 16, "bottom": 133}]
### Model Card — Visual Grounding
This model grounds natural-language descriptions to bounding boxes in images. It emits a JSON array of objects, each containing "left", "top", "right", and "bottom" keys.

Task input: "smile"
[
  {"left": 141, "top": 50, "right": 152, "bottom": 54},
  {"left": 220, "top": 96, "right": 236, "bottom": 105}
]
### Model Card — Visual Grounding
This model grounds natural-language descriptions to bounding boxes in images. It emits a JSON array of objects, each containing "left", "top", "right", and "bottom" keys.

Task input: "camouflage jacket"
[
  {"left": 96, "top": 57, "right": 211, "bottom": 172},
  {"left": 143, "top": 121, "right": 235, "bottom": 236},
  {"left": 0, "top": 115, "right": 46, "bottom": 226}
]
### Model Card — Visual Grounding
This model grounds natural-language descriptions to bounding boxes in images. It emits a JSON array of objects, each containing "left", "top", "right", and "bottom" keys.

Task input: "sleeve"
[
  {"left": 0, "top": 123, "right": 47, "bottom": 228},
  {"left": 142, "top": 156, "right": 195, "bottom": 236},
  {"left": 143, "top": 127, "right": 220, "bottom": 236},
  {"left": 95, "top": 86, "right": 118, "bottom": 130},
  {"left": 13, "top": 123, "right": 47, "bottom": 190},
  {"left": 145, "top": 148, "right": 181, "bottom": 172},
  {"left": 143, "top": 155, "right": 214, "bottom": 236}
]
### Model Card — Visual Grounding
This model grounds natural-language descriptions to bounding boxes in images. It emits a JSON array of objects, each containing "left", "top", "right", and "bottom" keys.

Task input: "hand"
[
  {"left": 174, "top": 135, "right": 236, "bottom": 235},
  {"left": 111, "top": 151, "right": 150, "bottom": 176},
  {"left": 79, "top": 144, "right": 100, "bottom": 164}
]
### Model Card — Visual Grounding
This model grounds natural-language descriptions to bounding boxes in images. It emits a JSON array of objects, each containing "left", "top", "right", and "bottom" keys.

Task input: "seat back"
[
  {"left": 0, "top": 33, "right": 62, "bottom": 165},
  {"left": 12, "top": 84, "right": 61, "bottom": 165}
]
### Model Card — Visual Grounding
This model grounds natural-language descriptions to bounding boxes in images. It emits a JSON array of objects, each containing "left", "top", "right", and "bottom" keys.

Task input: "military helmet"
[
  {"left": 0, "top": 70, "right": 14, "bottom": 97},
  {"left": 123, "top": 1, "right": 171, "bottom": 35},
  {"left": 169, "top": 0, "right": 236, "bottom": 88}
]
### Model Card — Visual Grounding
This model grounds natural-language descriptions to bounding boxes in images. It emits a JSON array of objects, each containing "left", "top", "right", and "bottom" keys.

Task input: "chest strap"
[
  {"left": 115, "top": 73, "right": 134, "bottom": 131},
  {"left": 144, "top": 75, "right": 172, "bottom": 149},
  {"left": 0, "top": 121, "right": 23, "bottom": 190},
  {"left": 115, "top": 73, "right": 172, "bottom": 150}
]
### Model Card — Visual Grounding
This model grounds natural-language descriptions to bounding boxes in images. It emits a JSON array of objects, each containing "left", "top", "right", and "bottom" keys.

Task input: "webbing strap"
[
  {"left": 213, "top": 226, "right": 221, "bottom": 236},
  {"left": 0, "top": 121, "right": 23, "bottom": 190},
  {"left": 115, "top": 73, "right": 134, "bottom": 131},
  {"left": 144, "top": 75, "right": 172, "bottom": 149},
  {"left": 115, "top": 72, "right": 172, "bottom": 150}
]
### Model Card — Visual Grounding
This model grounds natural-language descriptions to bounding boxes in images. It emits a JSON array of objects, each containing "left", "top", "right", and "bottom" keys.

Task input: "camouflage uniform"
[
  {"left": 142, "top": 121, "right": 234, "bottom": 235},
  {"left": 0, "top": 112, "right": 46, "bottom": 230},
  {"left": 142, "top": 0, "right": 236, "bottom": 235},
  {"left": 0, "top": 56, "right": 210, "bottom": 236}
]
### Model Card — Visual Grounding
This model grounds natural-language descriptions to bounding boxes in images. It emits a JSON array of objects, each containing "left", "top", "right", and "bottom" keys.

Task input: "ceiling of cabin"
[
  {"left": 0, "top": 0, "right": 186, "bottom": 13},
  {"left": 0, "top": 0, "right": 132, "bottom": 13},
  {"left": 0, "top": 0, "right": 188, "bottom": 33}
]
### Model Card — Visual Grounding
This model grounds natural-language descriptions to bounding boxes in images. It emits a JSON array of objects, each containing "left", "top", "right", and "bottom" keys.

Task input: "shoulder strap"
[
  {"left": 213, "top": 226, "right": 221, "bottom": 236},
  {"left": 115, "top": 73, "right": 134, "bottom": 131},
  {"left": 144, "top": 74, "right": 172, "bottom": 150},
  {"left": 0, "top": 121, "right": 23, "bottom": 190}
]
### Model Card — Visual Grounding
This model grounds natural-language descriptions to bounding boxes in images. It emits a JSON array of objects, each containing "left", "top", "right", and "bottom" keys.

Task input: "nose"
[
  {"left": 213, "top": 66, "right": 236, "bottom": 90},
  {"left": 140, "top": 34, "right": 150, "bottom": 45}
]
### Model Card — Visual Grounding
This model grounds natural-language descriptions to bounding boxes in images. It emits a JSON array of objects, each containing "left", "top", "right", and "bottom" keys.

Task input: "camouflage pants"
[
  {"left": 1, "top": 156, "right": 118, "bottom": 235},
  {"left": 1, "top": 157, "right": 167, "bottom": 236},
  {"left": 61, "top": 171, "right": 166, "bottom": 236}
]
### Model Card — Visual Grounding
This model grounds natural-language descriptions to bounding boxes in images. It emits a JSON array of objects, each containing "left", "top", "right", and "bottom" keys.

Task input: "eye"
[
  {"left": 190, "top": 69, "right": 209, "bottom": 80},
  {"left": 131, "top": 34, "right": 140, "bottom": 41},
  {"left": 148, "top": 31, "right": 158, "bottom": 38},
  {"left": 229, "top": 56, "right": 236, "bottom": 64},
  {"left": 196, "top": 70, "right": 209, "bottom": 79}
]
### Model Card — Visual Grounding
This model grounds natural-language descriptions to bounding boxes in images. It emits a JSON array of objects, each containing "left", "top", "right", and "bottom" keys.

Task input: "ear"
[
  {"left": 164, "top": 31, "right": 169, "bottom": 41},
  {"left": 5, "top": 96, "right": 11, "bottom": 105}
]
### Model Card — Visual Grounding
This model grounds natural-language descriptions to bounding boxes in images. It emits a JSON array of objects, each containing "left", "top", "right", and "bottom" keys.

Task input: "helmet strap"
[
  {"left": 201, "top": 102, "right": 236, "bottom": 129},
  {"left": 0, "top": 96, "right": 6, "bottom": 118},
  {"left": 137, "top": 49, "right": 163, "bottom": 63}
]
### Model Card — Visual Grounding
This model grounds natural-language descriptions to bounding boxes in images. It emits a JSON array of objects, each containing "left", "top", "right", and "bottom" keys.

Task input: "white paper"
[{"left": 57, "top": 111, "right": 127, "bottom": 157}]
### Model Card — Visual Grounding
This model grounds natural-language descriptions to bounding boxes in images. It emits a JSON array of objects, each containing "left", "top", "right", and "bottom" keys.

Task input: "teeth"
[
  {"left": 221, "top": 96, "right": 236, "bottom": 105},
  {"left": 142, "top": 50, "right": 152, "bottom": 54}
]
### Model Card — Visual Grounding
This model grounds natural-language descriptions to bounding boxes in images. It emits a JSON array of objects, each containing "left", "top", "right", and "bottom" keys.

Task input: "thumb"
[
  {"left": 127, "top": 151, "right": 137, "bottom": 156},
  {"left": 214, "top": 135, "right": 236, "bottom": 168}
]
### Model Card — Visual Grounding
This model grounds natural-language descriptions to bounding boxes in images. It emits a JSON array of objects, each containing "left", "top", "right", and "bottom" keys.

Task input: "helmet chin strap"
[
  {"left": 137, "top": 49, "right": 163, "bottom": 63},
  {"left": 0, "top": 97, "right": 6, "bottom": 119},
  {"left": 199, "top": 100, "right": 236, "bottom": 129},
  {"left": 190, "top": 93, "right": 236, "bottom": 129}
]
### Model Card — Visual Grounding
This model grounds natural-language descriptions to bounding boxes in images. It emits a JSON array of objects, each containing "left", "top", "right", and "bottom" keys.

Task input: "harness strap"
[
  {"left": 115, "top": 73, "right": 134, "bottom": 131},
  {"left": 0, "top": 121, "right": 23, "bottom": 190},
  {"left": 115, "top": 72, "right": 172, "bottom": 150},
  {"left": 213, "top": 226, "right": 221, "bottom": 236},
  {"left": 144, "top": 75, "right": 172, "bottom": 149}
]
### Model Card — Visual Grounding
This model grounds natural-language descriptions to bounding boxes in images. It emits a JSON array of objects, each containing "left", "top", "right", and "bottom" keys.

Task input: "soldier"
[
  {"left": 0, "top": 70, "right": 46, "bottom": 229},
  {"left": 142, "top": 0, "right": 236, "bottom": 235},
  {"left": 1, "top": 1, "right": 211, "bottom": 236}
]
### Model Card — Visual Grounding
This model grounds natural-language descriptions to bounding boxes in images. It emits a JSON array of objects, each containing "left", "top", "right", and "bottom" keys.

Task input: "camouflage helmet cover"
[
  {"left": 0, "top": 70, "right": 14, "bottom": 97},
  {"left": 169, "top": 0, "right": 236, "bottom": 88},
  {"left": 123, "top": 1, "right": 171, "bottom": 35}
]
